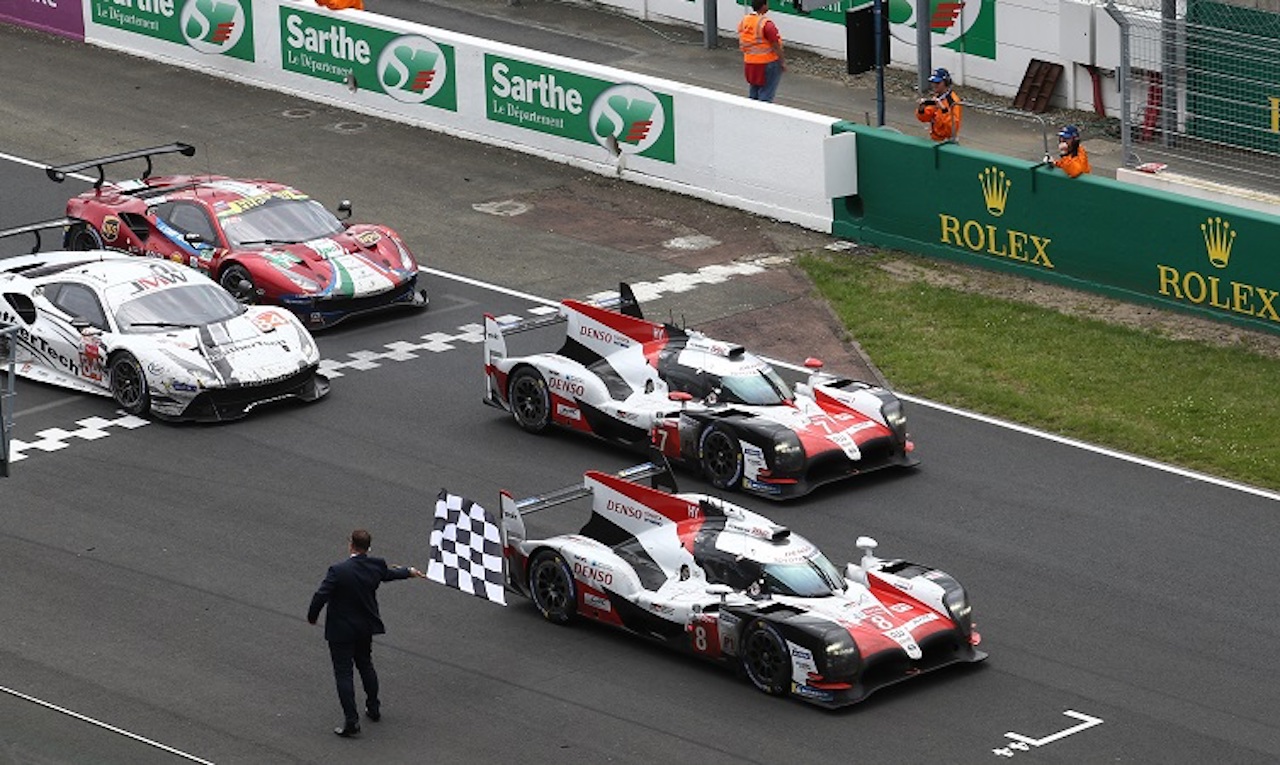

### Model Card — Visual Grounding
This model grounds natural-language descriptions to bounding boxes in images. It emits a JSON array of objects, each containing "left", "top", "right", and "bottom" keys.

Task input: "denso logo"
[
  {"left": 579, "top": 326, "right": 612, "bottom": 343},
  {"left": 547, "top": 376, "right": 585, "bottom": 397},
  {"left": 573, "top": 561, "right": 613, "bottom": 586},
  {"left": 606, "top": 499, "right": 643, "bottom": 519}
]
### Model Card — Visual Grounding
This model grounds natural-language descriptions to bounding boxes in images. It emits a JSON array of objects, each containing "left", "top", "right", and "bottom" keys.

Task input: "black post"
[
  {"left": 875, "top": 0, "right": 885, "bottom": 126},
  {"left": 705, "top": 0, "right": 718, "bottom": 49}
]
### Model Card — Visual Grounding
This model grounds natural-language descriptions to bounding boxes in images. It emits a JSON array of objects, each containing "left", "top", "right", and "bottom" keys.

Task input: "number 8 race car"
[
  {"left": 496, "top": 462, "right": 986, "bottom": 707},
  {"left": 483, "top": 285, "right": 918, "bottom": 500}
]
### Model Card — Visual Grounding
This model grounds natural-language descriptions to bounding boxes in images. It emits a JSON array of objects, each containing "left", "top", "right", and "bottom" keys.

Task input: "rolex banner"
[{"left": 829, "top": 122, "right": 1280, "bottom": 335}]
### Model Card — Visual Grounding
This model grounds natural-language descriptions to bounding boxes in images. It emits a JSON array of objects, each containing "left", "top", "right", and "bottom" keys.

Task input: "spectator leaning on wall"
[
  {"left": 916, "top": 68, "right": 962, "bottom": 142},
  {"left": 1048, "top": 124, "right": 1091, "bottom": 177}
]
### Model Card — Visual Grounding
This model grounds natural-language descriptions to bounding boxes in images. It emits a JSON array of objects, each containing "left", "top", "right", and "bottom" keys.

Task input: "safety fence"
[{"left": 1110, "top": 0, "right": 1280, "bottom": 194}]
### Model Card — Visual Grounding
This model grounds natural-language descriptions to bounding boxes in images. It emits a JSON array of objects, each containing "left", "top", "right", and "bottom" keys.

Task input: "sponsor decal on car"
[
  {"left": 791, "top": 683, "right": 835, "bottom": 703},
  {"left": 251, "top": 310, "right": 291, "bottom": 333},
  {"left": 102, "top": 215, "right": 121, "bottom": 242},
  {"left": 555, "top": 402, "right": 580, "bottom": 421},
  {"left": 583, "top": 593, "right": 611, "bottom": 612}
]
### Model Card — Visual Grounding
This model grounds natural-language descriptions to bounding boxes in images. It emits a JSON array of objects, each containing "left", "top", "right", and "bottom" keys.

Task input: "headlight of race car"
[
  {"left": 390, "top": 233, "right": 418, "bottom": 271},
  {"left": 823, "top": 631, "right": 861, "bottom": 679},
  {"left": 771, "top": 431, "right": 805, "bottom": 473},
  {"left": 281, "top": 269, "right": 320, "bottom": 292},
  {"left": 943, "top": 586, "right": 973, "bottom": 635},
  {"left": 881, "top": 399, "right": 907, "bottom": 438}
]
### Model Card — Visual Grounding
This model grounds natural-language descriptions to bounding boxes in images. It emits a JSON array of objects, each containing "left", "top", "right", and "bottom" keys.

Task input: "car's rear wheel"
[
  {"left": 109, "top": 352, "right": 151, "bottom": 417},
  {"left": 219, "top": 264, "right": 257, "bottom": 304},
  {"left": 65, "top": 222, "right": 103, "bottom": 251},
  {"left": 700, "top": 425, "right": 743, "bottom": 489},
  {"left": 509, "top": 368, "right": 551, "bottom": 434},
  {"left": 741, "top": 620, "right": 790, "bottom": 696},
  {"left": 529, "top": 551, "right": 576, "bottom": 625}
]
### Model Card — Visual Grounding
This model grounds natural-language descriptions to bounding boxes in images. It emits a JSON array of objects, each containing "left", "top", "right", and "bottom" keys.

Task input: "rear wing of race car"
[
  {"left": 483, "top": 282, "right": 641, "bottom": 404},
  {"left": 0, "top": 218, "right": 79, "bottom": 255},
  {"left": 497, "top": 457, "right": 676, "bottom": 551},
  {"left": 46, "top": 142, "right": 195, "bottom": 188}
]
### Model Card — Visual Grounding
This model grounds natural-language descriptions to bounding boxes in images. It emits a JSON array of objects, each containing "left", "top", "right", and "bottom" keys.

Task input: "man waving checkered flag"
[{"left": 427, "top": 490, "right": 507, "bottom": 606}]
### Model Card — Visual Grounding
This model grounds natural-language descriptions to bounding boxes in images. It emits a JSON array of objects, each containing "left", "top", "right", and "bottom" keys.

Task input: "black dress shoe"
[
  {"left": 365, "top": 709, "right": 381, "bottom": 722},
  {"left": 334, "top": 723, "right": 361, "bottom": 737}
]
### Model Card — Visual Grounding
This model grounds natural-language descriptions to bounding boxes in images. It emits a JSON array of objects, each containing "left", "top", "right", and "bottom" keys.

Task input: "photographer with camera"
[
  {"left": 1047, "top": 124, "right": 1091, "bottom": 178},
  {"left": 916, "top": 68, "right": 962, "bottom": 143}
]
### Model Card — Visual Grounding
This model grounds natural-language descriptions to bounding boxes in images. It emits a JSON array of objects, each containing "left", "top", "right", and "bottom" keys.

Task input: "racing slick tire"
[
  {"left": 699, "top": 425, "right": 743, "bottom": 490},
  {"left": 219, "top": 264, "right": 257, "bottom": 304},
  {"left": 109, "top": 351, "right": 151, "bottom": 417},
  {"left": 64, "top": 222, "right": 104, "bottom": 251},
  {"left": 509, "top": 367, "right": 552, "bottom": 434},
  {"left": 740, "top": 619, "right": 790, "bottom": 696},
  {"left": 529, "top": 550, "right": 577, "bottom": 625}
]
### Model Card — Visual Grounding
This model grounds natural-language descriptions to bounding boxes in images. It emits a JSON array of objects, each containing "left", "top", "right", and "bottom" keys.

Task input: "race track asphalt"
[{"left": 2, "top": 16, "right": 1279, "bottom": 765}]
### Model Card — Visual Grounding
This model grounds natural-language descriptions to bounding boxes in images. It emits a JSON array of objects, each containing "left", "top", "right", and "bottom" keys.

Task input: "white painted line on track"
[
  {"left": 0, "top": 684, "right": 215, "bottom": 764},
  {"left": 0, "top": 150, "right": 96, "bottom": 183}
]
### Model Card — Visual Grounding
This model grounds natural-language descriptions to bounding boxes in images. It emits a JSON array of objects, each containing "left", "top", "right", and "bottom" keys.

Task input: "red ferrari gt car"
[{"left": 47, "top": 143, "right": 427, "bottom": 330}]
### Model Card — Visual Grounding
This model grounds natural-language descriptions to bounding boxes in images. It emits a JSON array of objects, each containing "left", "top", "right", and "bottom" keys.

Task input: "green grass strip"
[{"left": 800, "top": 252, "right": 1280, "bottom": 492}]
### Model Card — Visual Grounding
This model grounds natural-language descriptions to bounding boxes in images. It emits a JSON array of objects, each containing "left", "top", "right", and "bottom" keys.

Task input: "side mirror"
[
  {"left": 705, "top": 584, "right": 733, "bottom": 606},
  {"left": 336, "top": 200, "right": 353, "bottom": 220}
]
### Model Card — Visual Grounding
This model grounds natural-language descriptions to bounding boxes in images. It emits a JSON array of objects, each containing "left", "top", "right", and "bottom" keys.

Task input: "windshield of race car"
[
  {"left": 713, "top": 366, "right": 793, "bottom": 406},
  {"left": 761, "top": 551, "right": 846, "bottom": 597},
  {"left": 220, "top": 198, "right": 343, "bottom": 247},
  {"left": 114, "top": 283, "right": 245, "bottom": 332}
]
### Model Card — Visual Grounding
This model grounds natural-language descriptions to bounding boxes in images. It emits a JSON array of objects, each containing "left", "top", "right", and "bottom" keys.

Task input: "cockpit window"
[
  {"left": 715, "top": 367, "right": 792, "bottom": 406},
  {"left": 761, "top": 553, "right": 846, "bottom": 597}
]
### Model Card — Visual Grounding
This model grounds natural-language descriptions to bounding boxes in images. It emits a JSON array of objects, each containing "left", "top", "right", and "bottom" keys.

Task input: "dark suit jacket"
[{"left": 308, "top": 553, "right": 412, "bottom": 643}]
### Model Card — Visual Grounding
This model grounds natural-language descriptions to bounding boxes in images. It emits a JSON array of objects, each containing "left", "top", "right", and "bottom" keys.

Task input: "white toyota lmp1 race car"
[
  {"left": 499, "top": 462, "right": 986, "bottom": 707},
  {"left": 483, "top": 284, "right": 918, "bottom": 500},
  {"left": 0, "top": 227, "right": 328, "bottom": 421}
]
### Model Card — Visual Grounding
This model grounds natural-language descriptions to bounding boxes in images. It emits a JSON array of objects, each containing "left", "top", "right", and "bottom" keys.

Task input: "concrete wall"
[{"left": 80, "top": 0, "right": 845, "bottom": 232}]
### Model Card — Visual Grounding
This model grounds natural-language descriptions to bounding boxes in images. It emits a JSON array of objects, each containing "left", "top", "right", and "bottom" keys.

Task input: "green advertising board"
[
  {"left": 279, "top": 8, "right": 457, "bottom": 111},
  {"left": 483, "top": 54, "right": 675, "bottom": 164},
  {"left": 90, "top": 0, "right": 254, "bottom": 61},
  {"left": 1186, "top": 0, "right": 1280, "bottom": 153},
  {"left": 831, "top": 123, "right": 1280, "bottom": 334}
]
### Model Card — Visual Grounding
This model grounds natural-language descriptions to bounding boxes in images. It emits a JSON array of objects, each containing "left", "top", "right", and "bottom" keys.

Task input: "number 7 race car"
[
  {"left": 497, "top": 462, "right": 985, "bottom": 707},
  {"left": 483, "top": 285, "right": 918, "bottom": 500}
]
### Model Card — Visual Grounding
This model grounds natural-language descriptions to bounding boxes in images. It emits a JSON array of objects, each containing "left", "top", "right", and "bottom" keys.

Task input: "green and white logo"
[
  {"left": 765, "top": 0, "right": 996, "bottom": 61},
  {"left": 90, "top": 0, "right": 254, "bottom": 61},
  {"left": 377, "top": 35, "right": 448, "bottom": 104},
  {"left": 588, "top": 83, "right": 667, "bottom": 156},
  {"left": 485, "top": 55, "right": 675, "bottom": 163},
  {"left": 279, "top": 10, "right": 457, "bottom": 111},
  {"left": 181, "top": 0, "right": 244, "bottom": 55}
]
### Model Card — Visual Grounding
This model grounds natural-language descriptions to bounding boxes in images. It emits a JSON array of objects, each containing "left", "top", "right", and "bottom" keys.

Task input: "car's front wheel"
[
  {"left": 700, "top": 425, "right": 743, "bottom": 489},
  {"left": 741, "top": 620, "right": 790, "bottom": 696},
  {"left": 528, "top": 551, "right": 577, "bottom": 625},
  {"left": 65, "top": 222, "right": 103, "bottom": 251},
  {"left": 509, "top": 368, "right": 551, "bottom": 434},
  {"left": 109, "top": 352, "right": 151, "bottom": 416},
  {"left": 219, "top": 264, "right": 257, "bottom": 304}
]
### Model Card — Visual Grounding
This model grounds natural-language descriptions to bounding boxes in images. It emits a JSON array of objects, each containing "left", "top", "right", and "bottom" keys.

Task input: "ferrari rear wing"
[
  {"left": 0, "top": 218, "right": 77, "bottom": 254},
  {"left": 46, "top": 142, "right": 195, "bottom": 188},
  {"left": 498, "top": 458, "right": 676, "bottom": 550}
]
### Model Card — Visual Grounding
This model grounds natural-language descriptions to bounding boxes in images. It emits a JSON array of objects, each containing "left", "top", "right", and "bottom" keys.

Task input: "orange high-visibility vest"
[
  {"left": 738, "top": 13, "right": 778, "bottom": 64},
  {"left": 316, "top": 0, "right": 363, "bottom": 10}
]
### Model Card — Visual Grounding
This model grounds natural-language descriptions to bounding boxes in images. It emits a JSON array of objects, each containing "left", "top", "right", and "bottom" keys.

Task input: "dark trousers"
[{"left": 328, "top": 636, "right": 379, "bottom": 724}]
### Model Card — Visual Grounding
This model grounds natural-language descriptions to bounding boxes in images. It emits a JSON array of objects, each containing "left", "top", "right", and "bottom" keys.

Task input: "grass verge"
[{"left": 799, "top": 251, "right": 1280, "bottom": 492}]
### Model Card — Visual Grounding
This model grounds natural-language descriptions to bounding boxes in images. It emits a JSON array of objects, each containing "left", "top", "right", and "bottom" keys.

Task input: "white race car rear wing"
[{"left": 497, "top": 458, "right": 675, "bottom": 550}]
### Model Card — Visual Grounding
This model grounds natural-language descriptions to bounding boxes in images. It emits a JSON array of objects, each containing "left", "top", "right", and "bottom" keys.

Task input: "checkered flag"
[{"left": 428, "top": 490, "right": 507, "bottom": 606}]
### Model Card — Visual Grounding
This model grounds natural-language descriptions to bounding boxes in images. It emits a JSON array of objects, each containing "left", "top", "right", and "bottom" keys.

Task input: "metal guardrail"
[
  {"left": 962, "top": 102, "right": 1054, "bottom": 158},
  {"left": 1, "top": 323, "right": 16, "bottom": 478}
]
